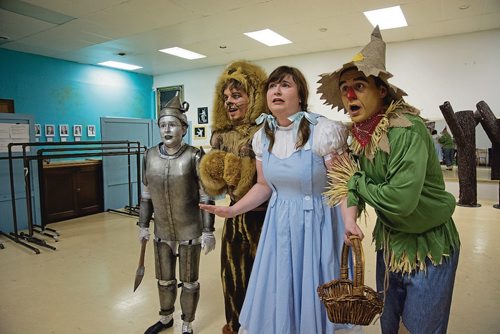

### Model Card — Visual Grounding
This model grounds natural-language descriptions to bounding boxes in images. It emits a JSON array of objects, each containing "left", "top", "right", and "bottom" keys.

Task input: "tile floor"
[{"left": 1, "top": 180, "right": 499, "bottom": 334}]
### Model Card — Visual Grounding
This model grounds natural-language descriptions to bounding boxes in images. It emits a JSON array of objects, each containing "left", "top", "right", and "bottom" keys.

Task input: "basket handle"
[{"left": 340, "top": 235, "right": 365, "bottom": 296}]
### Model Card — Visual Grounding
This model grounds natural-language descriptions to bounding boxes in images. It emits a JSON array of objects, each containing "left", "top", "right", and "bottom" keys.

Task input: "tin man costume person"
[
  {"left": 138, "top": 96, "right": 215, "bottom": 334},
  {"left": 199, "top": 61, "right": 267, "bottom": 334},
  {"left": 319, "top": 27, "right": 460, "bottom": 334}
]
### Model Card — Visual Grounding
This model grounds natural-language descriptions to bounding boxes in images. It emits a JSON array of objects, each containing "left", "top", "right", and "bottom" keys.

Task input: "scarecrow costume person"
[
  {"left": 318, "top": 27, "right": 460, "bottom": 334},
  {"left": 138, "top": 96, "right": 215, "bottom": 334},
  {"left": 199, "top": 61, "right": 267, "bottom": 334}
]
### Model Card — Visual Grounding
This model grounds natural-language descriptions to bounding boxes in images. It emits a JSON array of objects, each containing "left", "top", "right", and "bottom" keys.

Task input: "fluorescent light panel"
[
  {"left": 158, "top": 47, "right": 206, "bottom": 60},
  {"left": 244, "top": 29, "right": 292, "bottom": 46},
  {"left": 98, "top": 61, "right": 142, "bottom": 71},
  {"left": 363, "top": 6, "right": 408, "bottom": 30}
]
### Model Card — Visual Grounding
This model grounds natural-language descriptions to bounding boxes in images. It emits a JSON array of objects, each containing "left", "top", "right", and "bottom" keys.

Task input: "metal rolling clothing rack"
[{"left": 0, "top": 140, "right": 145, "bottom": 254}]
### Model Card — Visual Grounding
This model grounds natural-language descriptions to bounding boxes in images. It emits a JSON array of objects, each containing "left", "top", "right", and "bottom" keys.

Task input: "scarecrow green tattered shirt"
[{"left": 329, "top": 101, "right": 461, "bottom": 273}]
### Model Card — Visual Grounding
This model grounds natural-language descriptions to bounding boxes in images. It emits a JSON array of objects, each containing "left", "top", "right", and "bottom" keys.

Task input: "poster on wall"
[
  {"left": 193, "top": 126, "right": 206, "bottom": 140},
  {"left": 59, "top": 124, "right": 69, "bottom": 137},
  {"left": 45, "top": 124, "right": 55, "bottom": 142},
  {"left": 197, "top": 107, "right": 208, "bottom": 124},
  {"left": 74, "top": 125, "right": 82, "bottom": 141},
  {"left": 45, "top": 124, "right": 55, "bottom": 137},
  {"left": 0, "top": 123, "right": 30, "bottom": 152},
  {"left": 34, "top": 123, "right": 41, "bottom": 142},
  {"left": 87, "top": 125, "right": 96, "bottom": 137},
  {"left": 73, "top": 125, "right": 82, "bottom": 137}
]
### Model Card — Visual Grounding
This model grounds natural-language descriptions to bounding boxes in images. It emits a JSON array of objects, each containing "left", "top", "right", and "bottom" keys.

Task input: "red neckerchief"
[{"left": 352, "top": 112, "right": 385, "bottom": 148}]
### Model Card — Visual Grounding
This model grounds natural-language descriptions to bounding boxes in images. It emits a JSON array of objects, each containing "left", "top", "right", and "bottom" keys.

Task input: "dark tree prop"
[
  {"left": 439, "top": 101, "right": 480, "bottom": 207},
  {"left": 475, "top": 101, "right": 500, "bottom": 209}
]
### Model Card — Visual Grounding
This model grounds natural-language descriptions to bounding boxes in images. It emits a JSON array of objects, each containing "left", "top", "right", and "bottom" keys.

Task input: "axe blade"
[
  {"left": 133, "top": 265, "right": 145, "bottom": 292},
  {"left": 133, "top": 238, "right": 148, "bottom": 292}
]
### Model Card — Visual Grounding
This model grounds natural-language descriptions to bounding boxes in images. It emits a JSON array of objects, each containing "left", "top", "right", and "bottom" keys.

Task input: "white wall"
[{"left": 154, "top": 29, "right": 500, "bottom": 149}]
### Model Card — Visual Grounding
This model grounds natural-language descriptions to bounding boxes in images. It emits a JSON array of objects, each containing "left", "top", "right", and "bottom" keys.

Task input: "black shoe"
[{"left": 145, "top": 319, "right": 174, "bottom": 334}]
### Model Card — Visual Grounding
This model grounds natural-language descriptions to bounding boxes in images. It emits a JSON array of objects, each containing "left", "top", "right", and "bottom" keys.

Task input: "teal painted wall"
[{"left": 0, "top": 48, "right": 154, "bottom": 142}]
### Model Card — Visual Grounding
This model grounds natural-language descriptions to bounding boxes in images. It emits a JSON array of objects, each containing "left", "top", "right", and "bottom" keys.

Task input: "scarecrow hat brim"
[{"left": 317, "top": 26, "right": 407, "bottom": 112}]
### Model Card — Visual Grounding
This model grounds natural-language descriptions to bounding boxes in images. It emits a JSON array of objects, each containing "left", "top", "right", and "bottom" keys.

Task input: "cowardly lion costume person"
[{"left": 199, "top": 61, "right": 267, "bottom": 334}]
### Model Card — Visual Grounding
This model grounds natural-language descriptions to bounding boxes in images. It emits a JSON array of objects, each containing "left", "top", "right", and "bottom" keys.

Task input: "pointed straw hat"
[{"left": 317, "top": 26, "right": 407, "bottom": 113}]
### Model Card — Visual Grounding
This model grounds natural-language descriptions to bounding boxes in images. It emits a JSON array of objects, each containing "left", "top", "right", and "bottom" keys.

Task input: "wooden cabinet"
[{"left": 41, "top": 160, "right": 103, "bottom": 224}]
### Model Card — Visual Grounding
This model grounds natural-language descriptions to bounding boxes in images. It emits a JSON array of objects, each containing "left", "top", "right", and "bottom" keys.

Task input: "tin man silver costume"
[{"left": 138, "top": 96, "right": 215, "bottom": 334}]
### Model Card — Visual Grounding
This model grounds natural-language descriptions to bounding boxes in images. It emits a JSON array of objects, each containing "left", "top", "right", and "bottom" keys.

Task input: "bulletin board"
[{"left": 0, "top": 122, "right": 30, "bottom": 152}]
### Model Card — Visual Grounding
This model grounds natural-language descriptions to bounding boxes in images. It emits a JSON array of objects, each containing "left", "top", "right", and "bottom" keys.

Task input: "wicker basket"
[{"left": 317, "top": 236, "right": 383, "bottom": 325}]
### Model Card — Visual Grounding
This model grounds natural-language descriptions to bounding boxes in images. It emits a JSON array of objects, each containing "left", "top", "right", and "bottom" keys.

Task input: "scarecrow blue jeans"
[{"left": 376, "top": 249, "right": 459, "bottom": 334}]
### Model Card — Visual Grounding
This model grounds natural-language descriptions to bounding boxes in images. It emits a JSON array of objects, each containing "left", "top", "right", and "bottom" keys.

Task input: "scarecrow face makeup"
[
  {"left": 339, "top": 69, "right": 387, "bottom": 123},
  {"left": 223, "top": 86, "right": 249, "bottom": 122}
]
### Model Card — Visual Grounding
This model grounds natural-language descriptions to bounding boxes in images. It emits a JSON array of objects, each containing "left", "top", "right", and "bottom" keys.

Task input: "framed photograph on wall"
[
  {"left": 193, "top": 126, "right": 206, "bottom": 140},
  {"left": 35, "top": 124, "right": 41, "bottom": 137},
  {"left": 73, "top": 124, "right": 82, "bottom": 137},
  {"left": 87, "top": 125, "right": 96, "bottom": 137},
  {"left": 59, "top": 124, "right": 69, "bottom": 137},
  {"left": 197, "top": 107, "right": 208, "bottom": 124},
  {"left": 45, "top": 124, "right": 55, "bottom": 137}
]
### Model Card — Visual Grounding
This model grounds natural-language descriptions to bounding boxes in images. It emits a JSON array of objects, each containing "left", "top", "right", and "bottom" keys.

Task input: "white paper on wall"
[{"left": 0, "top": 123, "right": 30, "bottom": 152}]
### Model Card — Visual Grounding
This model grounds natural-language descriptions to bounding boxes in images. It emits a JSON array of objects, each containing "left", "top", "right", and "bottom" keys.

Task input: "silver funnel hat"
[{"left": 158, "top": 95, "right": 189, "bottom": 126}]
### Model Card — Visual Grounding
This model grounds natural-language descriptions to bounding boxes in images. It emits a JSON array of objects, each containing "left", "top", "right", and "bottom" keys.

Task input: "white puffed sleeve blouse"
[{"left": 252, "top": 116, "right": 348, "bottom": 161}]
